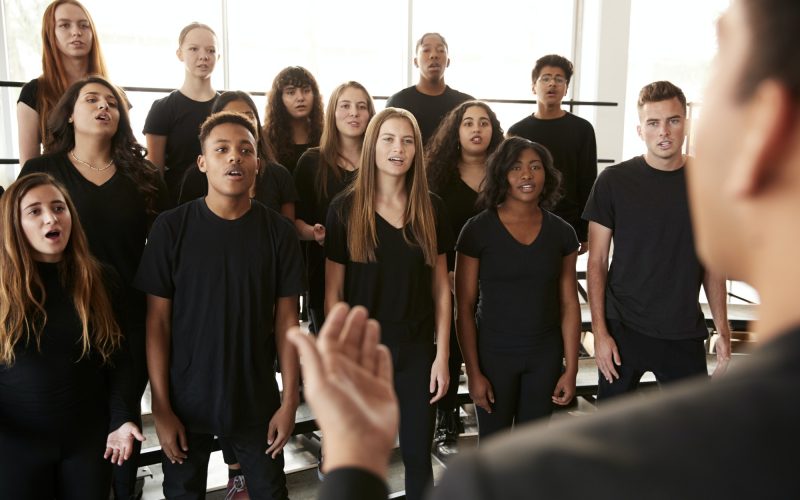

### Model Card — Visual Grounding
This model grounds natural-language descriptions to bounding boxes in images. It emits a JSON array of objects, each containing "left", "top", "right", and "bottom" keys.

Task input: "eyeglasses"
[{"left": 538, "top": 75, "right": 566, "bottom": 86}]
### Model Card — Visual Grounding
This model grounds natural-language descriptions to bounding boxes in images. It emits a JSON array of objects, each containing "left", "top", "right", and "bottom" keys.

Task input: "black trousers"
[
  {"left": 0, "top": 416, "right": 111, "bottom": 500},
  {"left": 161, "top": 425, "right": 287, "bottom": 500},
  {"left": 383, "top": 321, "right": 436, "bottom": 500},
  {"left": 597, "top": 319, "right": 708, "bottom": 401},
  {"left": 475, "top": 336, "right": 563, "bottom": 441},
  {"left": 309, "top": 307, "right": 326, "bottom": 338},
  {"left": 436, "top": 321, "right": 463, "bottom": 412}
]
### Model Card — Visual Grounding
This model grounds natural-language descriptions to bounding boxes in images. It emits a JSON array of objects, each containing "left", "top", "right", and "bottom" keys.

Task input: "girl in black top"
[
  {"left": 455, "top": 137, "right": 581, "bottom": 440},
  {"left": 17, "top": 0, "right": 109, "bottom": 166},
  {"left": 178, "top": 90, "right": 298, "bottom": 219},
  {"left": 20, "top": 75, "right": 167, "bottom": 498},
  {"left": 0, "top": 173, "right": 142, "bottom": 499},
  {"left": 295, "top": 81, "right": 376, "bottom": 333},
  {"left": 263, "top": 66, "right": 324, "bottom": 174},
  {"left": 425, "top": 100, "right": 504, "bottom": 449},
  {"left": 325, "top": 108, "right": 452, "bottom": 500},
  {"left": 143, "top": 22, "right": 219, "bottom": 203}
]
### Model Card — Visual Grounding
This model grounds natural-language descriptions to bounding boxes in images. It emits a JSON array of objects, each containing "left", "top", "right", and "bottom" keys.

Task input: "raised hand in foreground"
[{"left": 288, "top": 303, "right": 398, "bottom": 480}]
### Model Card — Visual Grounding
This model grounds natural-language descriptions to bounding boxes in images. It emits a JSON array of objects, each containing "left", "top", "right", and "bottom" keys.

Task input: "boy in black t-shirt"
[
  {"left": 385, "top": 33, "right": 473, "bottom": 144},
  {"left": 508, "top": 54, "right": 597, "bottom": 250},
  {"left": 135, "top": 112, "right": 304, "bottom": 499},
  {"left": 583, "top": 81, "right": 731, "bottom": 400}
]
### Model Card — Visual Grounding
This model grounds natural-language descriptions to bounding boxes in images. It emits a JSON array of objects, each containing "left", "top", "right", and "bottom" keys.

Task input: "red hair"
[{"left": 38, "top": 0, "right": 108, "bottom": 143}]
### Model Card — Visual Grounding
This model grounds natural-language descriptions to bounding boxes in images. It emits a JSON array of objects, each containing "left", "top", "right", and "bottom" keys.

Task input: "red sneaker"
[{"left": 225, "top": 475, "right": 249, "bottom": 500}]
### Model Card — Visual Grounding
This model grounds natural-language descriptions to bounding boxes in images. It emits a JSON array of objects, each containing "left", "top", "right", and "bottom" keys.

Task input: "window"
[{"left": 621, "top": 0, "right": 729, "bottom": 160}]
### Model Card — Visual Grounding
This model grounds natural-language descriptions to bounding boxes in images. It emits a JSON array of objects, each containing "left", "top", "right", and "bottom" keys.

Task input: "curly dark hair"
[
  {"left": 479, "top": 137, "right": 563, "bottom": 210},
  {"left": 44, "top": 76, "right": 162, "bottom": 215},
  {"left": 425, "top": 100, "right": 504, "bottom": 193},
  {"left": 263, "top": 66, "right": 324, "bottom": 164}
]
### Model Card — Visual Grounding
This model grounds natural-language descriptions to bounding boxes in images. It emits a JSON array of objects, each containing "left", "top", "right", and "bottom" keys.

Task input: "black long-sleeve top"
[{"left": 0, "top": 263, "right": 136, "bottom": 435}]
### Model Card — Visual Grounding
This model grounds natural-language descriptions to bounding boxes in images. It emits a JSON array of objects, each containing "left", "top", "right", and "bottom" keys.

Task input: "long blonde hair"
[
  {"left": 0, "top": 173, "right": 120, "bottom": 366},
  {"left": 316, "top": 81, "right": 376, "bottom": 200},
  {"left": 343, "top": 108, "right": 438, "bottom": 266}
]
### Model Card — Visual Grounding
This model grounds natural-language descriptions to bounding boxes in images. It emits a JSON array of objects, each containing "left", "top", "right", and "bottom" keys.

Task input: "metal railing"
[{"left": 0, "top": 80, "right": 618, "bottom": 165}]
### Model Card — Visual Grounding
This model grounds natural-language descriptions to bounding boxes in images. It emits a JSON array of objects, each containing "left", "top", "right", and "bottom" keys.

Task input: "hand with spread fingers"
[{"left": 288, "top": 303, "right": 398, "bottom": 480}]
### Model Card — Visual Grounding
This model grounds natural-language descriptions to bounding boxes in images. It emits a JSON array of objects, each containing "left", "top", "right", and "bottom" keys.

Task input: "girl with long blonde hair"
[
  {"left": 294, "top": 81, "right": 375, "bottom": 333},
  {"left": 324, "top": 107, "right": 452, "bottom": 500}
]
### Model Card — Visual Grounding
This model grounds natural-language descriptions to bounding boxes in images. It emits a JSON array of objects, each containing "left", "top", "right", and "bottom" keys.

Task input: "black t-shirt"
[
  {"left": 177, "top": 161, "right": 299, "bottom": 211},
  {"left": 133, "top": 199, "right": 305, "bottom": 434},
  {"left": 0, "top": 262, "right": 135, "bottom": 435},
  {"left": 277, "top": 143, "right": 314, "bottom": 175},
  {"left": 20, "top": 153, "right": 169, "bottom": 322},
  {"left": 143, "top": 90, "right": 217, "bottom": 203},
  {"left": 17, "top": 78, "right": 38, "bottom": 111},
  {"left": 457, "top": 209, "right": 578, "bottom": 353},
  {"left": 435, "top": 177, "right": 481, "bottom": 271},
  {"left": 582, "top": 156, "right": 707, "bottom": 339},
  {"left": 294, "top": 149, "right": 358, "bottom": 308},
  {"left": 507, "top": 113, "right": 597, "bottom": 242},
  {"left": 385, "top": 85, "right": 474, "bottom": 145},
  {"left": 325, "top": 193, "right": 453, "bottom": 339}
]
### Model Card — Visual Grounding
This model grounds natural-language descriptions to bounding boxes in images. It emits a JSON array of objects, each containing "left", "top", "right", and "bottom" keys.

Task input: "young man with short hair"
[
  {"left": 508, "top": 54, "right": 597, "bottom": 251},
  {"left": 583, "top": 81, "right": 731, "bottom": 400},
  {"left": 385, "top": 33, "right": 474, "bottom": 145},
  {"left": 135, "top": 112, "right": 304, "bottom": 499}
]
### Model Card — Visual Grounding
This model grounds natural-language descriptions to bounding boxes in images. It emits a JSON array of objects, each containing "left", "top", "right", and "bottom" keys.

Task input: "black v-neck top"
[
  {"left": 325, "top": 193, "right": 453, "bottom": 334},
  {"left": 457, "top": 209, "right": 578, "bottom": 352}
]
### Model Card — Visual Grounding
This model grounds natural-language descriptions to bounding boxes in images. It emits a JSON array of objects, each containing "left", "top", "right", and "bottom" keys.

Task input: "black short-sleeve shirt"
[
  {"left": 325, "top": 193, "right": 453, "bottom": 337},
  {"left": 582, "top": 156, "right": 707, "bottom": 340},
  {"left": 18, "top": 78, "right": 39, "bottom": 111},
  {"left": 435, "top": 177, "right": 481, "bottom": 271},
  {"left": 385, "top": 86, "right": 474, "bottom": 145},
  {"left": 457, "top": 209, "right": 578, "bottom": 353},
  {"left": 294, "top": 149, "right": 357, "bottom": 308},
  {"left": 143, "top": 90, "right": 217, "bottom": 203},
  {"left": 277, "top": 143, "right": 314, "bottom": 175},
  {"left": 133, "top": 199, "right": 305, "bottom": 434}
]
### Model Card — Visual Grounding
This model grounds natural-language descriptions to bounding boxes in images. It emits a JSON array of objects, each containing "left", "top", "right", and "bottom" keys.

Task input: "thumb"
[
  {"left": 612, "top": 346, "right": 622, "bottom": 366},
  {"left": 132, "top": 426, "right": 146, "bottom": 442},
  {"left": 178, "top": 426, "right": 188, "bottom": 451}
]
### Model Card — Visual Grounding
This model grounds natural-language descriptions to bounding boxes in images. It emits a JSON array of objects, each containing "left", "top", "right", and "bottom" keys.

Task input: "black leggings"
[
  {"left": 384, "top": 329, "right": 436, "bottom": 500},
  {"left": 436, "top": 321, "right": 463, "bottom": 412},
  {"left": 0, "top": 419, "right": 111, "bottom": 500},
  {"left": 476, "top": 337, "right": 563, "bottom": 441}
]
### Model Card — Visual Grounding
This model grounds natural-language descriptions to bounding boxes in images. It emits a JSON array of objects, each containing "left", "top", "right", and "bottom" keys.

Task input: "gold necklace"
[{"left": 70, "top": 150, "right": 114, "bottom": 171}]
